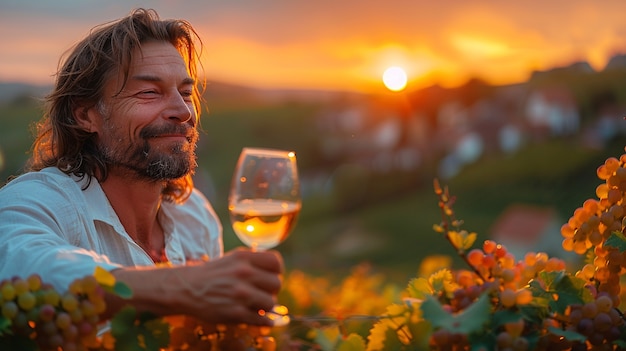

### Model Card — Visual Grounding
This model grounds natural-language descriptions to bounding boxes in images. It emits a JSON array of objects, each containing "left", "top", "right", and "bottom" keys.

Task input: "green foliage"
[
  {"left": 528, "top": 271, "right": 593, "bottom": 315},
  {"left": 421, "top": 293, "right": 491, "bottom": 335},
  {"left": 605, "top": 232, "right": 626, "bottom": 252},
  {"left": 110, "top": 307, "right": 170, "bottom": 351},
  {"left": 104, "top": 281, "right": 133, "bottom": 300}
]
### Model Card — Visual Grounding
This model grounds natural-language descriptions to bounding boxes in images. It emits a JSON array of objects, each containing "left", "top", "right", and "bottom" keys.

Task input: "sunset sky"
[{"left": 2, "top": 0, "right": 626, "bottom": 93}]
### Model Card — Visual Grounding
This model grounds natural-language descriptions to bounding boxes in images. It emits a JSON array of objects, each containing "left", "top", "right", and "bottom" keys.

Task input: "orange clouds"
[{"left": 1, "top": 1, "right": 626, "bottom": 92}]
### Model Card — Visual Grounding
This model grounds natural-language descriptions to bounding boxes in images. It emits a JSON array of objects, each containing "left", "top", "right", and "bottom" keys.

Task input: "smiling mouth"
[{"left": 151, "top": 134, "right": 192, "bottom": 142}]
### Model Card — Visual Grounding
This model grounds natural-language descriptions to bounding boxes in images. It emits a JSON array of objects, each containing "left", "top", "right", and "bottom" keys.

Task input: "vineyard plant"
[{"left": 2, "top": 147, "right": 626, "bottom": 350}]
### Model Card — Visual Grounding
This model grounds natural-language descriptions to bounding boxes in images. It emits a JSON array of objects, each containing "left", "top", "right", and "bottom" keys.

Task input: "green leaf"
[
  {"left": 547, "top": 326, "right": 586, "bottom": 342},
  {"left": 467, "top": 331, "right": 494, "bottom": 351},
  {"left": 529, "top": 271, "right": 592, "bottom": 315},
  {"left": 337, "top": 333, "right": 366, "bottom": 351},
  {"left": 114, "top": 281, "right": 134, "bottom": 299},
  {"left": 110, "top": 306, "right": 140, "bottom": 349},
  {"left": 0, "top": 316, "right": 11, "bottom": 336},
  {"left": 102, "top": 281, "right": 133, "bottom": 299},
  {"left": 420, "top": 293, "right": 491, "bottom": 335},
  {"left": 406, "top": 320, "right": 433, "bottom": 350},
  {"left": 313, "top": 327, "right": 339, "bottom": 351},
  {"left": 492, "top": 310, "right": 523, "bottom": 329},
  {"left": 605, "top": 231, "right": 626, "bottom": 252},
  {"left": 110, "top": 307, "right": 169, "bottom": 351},
  {"left": 141, "top": 316, "right": 170, "bottom": 350},
  {"left": 406, "top": 277, "right": 431, "bottom": 299},
  {"left": 381, "top": 327, "right": 406, "bottom": 350},
  {"left": 518, "top": 304, "right": 550, "bottom": 326}
]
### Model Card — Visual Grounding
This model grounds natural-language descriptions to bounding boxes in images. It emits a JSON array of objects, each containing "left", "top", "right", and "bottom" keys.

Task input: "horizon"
[{"left": 2, "top": 1, "right": 626, "bottom": 93}]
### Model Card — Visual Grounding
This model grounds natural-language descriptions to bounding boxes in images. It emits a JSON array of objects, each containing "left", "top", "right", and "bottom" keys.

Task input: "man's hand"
[{"left": 108, "top": 248, "right": 284, "bottom": 326}]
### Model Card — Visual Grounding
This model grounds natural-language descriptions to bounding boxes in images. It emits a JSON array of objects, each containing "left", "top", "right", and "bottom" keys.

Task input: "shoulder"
[{"left": 0, "top": 168, "right": 84, "bottom": 202}]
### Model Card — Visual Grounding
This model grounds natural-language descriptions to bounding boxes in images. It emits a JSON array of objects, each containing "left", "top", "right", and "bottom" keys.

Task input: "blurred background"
[{"left": 2, "top": 0, "right": 626, "bottom": 285}]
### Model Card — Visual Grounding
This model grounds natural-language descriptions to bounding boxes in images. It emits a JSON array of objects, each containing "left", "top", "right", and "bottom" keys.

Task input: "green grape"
[
  {"left": 17, "top": 291, "right": 36, "bottom": 311},
  {"left": 2, "top": 300, "right": 18, "bottom": 319},
  {"left": 55, "top": 311, "right": 72, "bottom": 330},
  {"left": 91, "top": 296, "right": 106, "bottom": 315},
  {"left": 500, "top": 268, "right": 515, "bottom": 283},
  {"left": 26, "top": 274, "right": 42, "bottom": 291},
  {"left": 595, "top": 294, "right": 613, "bottom": 313},
  {"left": 1, "top": 283, "right": 16, "bottom": 301},
  {"left": 80, "top": 275, "right": 98, "bottom": 295},
  {"left": 61, "top": 293, "right": 79, "bottom": 312},
  {"left": 12, "top": 278, "right": 29, "bottom": 296},
  {"left": 69, "top": 307, "right": 84, "bottom": 323},
  {"left": 80, "top": 299, "right": 97, "bottom": 317},
  {"left": 43, "top": 289, "right": 61, "bottom": 306}
]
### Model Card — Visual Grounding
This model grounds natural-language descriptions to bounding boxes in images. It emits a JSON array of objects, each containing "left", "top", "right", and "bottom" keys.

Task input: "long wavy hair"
[{"left": 28, "top": 8, "right": 204, "bottom": 203}]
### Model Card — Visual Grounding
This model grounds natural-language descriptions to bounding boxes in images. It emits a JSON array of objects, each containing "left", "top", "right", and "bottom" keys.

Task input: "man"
[{"left": 0, "top": 8, "right": 282, "bottom": 326}]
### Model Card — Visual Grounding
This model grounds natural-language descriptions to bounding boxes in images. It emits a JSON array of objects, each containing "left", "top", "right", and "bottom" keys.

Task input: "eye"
[
  {"left": 135, "top": 90, "right": 159, "bottom": 99},
  {"left": 180, "top": 90, "right": 193, "bottom": 102}
]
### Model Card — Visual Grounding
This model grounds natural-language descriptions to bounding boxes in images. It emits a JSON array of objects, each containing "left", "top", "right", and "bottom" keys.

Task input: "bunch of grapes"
[
  {"left": 428, "top": 165, "right": 626, "bottom": 351},
  {"left": 167, "top": 317, "right": 277, "bottom": 351},
  {"left": 432, "top": 243, "right": 553, "bottom": 350},
  {"left": 0, "top": 274, "right": 106, "bottom": 351},
  {"left": 565, "top": 294, "right": 624, "bottom": 348},
  {"left": 557, "top": 152, "right": 626, "bottom": 348}
]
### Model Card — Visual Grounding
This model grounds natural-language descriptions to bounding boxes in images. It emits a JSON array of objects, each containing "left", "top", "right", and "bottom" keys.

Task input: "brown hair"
[{"left": 28, "top": 8, "right": 204, "bottom": 203}]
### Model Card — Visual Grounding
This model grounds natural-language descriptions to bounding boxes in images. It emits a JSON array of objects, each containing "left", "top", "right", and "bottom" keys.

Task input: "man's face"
[{"left": 92, "top": 41, "right": 199, "bottom": 181}]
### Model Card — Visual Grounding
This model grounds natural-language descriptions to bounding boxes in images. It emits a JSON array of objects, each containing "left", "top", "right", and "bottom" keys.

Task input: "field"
[{"left": 1, "top": 95, "right": 625, "bottom": 286}]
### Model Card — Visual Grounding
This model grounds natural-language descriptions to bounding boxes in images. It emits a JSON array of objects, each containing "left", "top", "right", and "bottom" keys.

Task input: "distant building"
[
  {"left": 525, "top": 87, "right": 580, "bottom": 138},
  {"left": 489, "top": 204, "right": 577, "bottom": 263}
]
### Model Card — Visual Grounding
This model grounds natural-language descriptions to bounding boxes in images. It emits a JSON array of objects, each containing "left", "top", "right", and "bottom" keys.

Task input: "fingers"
[
  {"left": 188, "top": 249, "right": 285, "bottom": 326},
  {"left": 226, "top": 248, "right": 284, "bottom": 274}
]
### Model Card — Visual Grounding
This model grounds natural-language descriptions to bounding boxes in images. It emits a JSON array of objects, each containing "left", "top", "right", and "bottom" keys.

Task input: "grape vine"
[{"left": 3, "top": 147, "right": 626, "bottom": 350}]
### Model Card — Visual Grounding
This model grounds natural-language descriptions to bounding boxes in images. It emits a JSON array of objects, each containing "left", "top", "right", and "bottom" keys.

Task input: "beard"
[{"left": 97, "top": 122, "right": 199, "bottom": 182}]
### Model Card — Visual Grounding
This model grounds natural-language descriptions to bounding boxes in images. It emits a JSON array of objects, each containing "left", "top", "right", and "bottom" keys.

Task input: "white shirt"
[{"left": 0, "top": 167, "right": 223, "bottom": 291}]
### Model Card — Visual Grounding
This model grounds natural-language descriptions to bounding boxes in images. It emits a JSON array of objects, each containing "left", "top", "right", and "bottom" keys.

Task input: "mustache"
[{"left": 140, "top": 124, "right": 198, "bottom": 142}]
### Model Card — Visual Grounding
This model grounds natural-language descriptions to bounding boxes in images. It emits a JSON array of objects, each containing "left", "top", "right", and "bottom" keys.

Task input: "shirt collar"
[{"left": 76, "top": 175, "right": 124, "bottom": 227}]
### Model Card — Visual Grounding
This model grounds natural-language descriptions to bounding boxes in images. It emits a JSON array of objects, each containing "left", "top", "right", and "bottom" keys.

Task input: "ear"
[{"left": 73, "top": 105, "right": 100, "bottom": 133}]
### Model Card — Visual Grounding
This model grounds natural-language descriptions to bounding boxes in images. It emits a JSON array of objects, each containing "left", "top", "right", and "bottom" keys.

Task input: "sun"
[{"left": 382, "top": 66, "right": 408, "bottom": 92}]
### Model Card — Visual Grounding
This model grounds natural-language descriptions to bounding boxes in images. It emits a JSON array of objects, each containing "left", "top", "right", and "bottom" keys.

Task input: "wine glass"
[{"left": 228, "top": 147, "right": 301, "bottom": 326}]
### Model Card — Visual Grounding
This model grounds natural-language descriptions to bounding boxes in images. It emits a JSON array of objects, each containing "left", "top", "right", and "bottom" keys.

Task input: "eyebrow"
[{"left": 130, "top": 74, "right": 195, "bottom": 85}]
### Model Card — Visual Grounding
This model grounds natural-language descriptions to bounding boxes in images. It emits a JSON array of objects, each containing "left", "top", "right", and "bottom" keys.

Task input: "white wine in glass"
[{"left": 228, "top": 147, "right": 301, "bottom": 325}]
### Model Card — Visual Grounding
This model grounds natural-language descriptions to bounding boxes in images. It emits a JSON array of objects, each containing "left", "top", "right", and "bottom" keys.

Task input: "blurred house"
[
  {"left": 489, "top": 204, "right": 577, "bottom": 262},
  {"left": 524, "top": 87, "right": 580, "bottom": 139}
]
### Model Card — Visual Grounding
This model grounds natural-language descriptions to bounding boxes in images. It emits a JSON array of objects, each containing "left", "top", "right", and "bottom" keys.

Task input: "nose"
[{"left": 166, "top": 92, "right": 195, "bottom": 126}]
